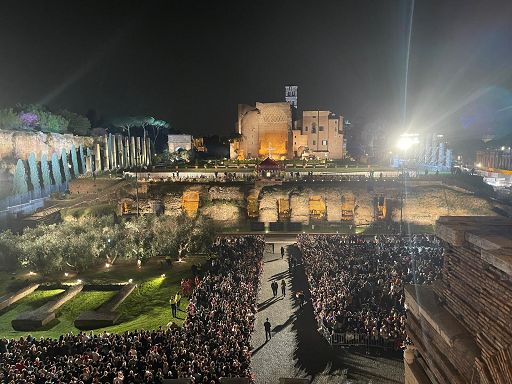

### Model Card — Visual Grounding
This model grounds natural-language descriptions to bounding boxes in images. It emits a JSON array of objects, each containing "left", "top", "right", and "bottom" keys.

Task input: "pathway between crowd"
[
  {"left": 251, "top": 236, "right": 403, "bottom": 384},
  {"left": 252, "top": 237, "right": 298, "bottom": 382}
]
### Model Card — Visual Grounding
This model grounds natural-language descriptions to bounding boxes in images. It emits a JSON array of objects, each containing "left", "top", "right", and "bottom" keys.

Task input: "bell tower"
[{"left": 285, "top": 85, "right": 298, "bottom": 109}]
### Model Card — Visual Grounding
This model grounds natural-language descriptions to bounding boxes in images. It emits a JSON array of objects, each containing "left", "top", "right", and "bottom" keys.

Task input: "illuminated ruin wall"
[
  {"left": 0, "top": 130, "right": 93, "bottom": 162},
  {"left": 235, "top": 102, "right": 292, "bottom": 159},
  {"left": 154, "top": 183, "right": 497, "bottom": 229}
]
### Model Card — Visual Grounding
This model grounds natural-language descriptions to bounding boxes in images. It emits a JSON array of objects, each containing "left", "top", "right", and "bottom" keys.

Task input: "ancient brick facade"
[{"left": 231, "top": 102, "right": 292, "bottom": 160}]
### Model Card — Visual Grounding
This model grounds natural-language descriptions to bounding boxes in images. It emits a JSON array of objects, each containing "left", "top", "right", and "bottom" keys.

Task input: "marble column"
[
  {"left": 104, "top": 134, "right": 111, "bottom": 170},
  {"left": 95, "top": 143, "right": 102, "bottom": 172},
  {"left": 111, "top": 134, "right": 117, "bottom": 169}
]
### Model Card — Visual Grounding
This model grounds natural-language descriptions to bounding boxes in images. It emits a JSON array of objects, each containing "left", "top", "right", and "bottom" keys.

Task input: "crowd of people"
[
  {"left": 0, "top": 236, "right": 264, "bottom": 384},
  {"left": 297, "top": 234, "right": 443, "bottom": 347}
]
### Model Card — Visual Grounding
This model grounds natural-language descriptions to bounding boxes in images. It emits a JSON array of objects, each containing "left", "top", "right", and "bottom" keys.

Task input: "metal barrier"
[
  {"left": 0, "top": 183, "right": 68, "bottom": 212},
  {"left": 320, "top": 324, "right": 398, "bottom": 350}
]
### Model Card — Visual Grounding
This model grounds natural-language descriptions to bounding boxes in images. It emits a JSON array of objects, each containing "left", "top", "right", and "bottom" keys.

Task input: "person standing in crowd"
[
  {"left": 281, "top": 279, "right": 286, "bottom": 296},
  {"left": 175, "top": 291, "right": 182, "bottom": 311},
  {"left": 280, "top": 246, "right": 285, "bottom": 259},
  {"left": 297, "top": 291, "right": 305, "bottom": 308},
  {"left": 264, "top": 318, "right": 272, "bottom": 341},
  {"left": 170, "top": 296, "right": 177, "bottom": 318}
]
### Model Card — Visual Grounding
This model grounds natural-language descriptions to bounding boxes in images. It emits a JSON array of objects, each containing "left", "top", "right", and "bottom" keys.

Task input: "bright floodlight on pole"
[
  {"left": 396, "top": 133, "right": 419, "bottom": 236},
  {"left": 396, "top": 133, "right": 420, "bottom": 151}
]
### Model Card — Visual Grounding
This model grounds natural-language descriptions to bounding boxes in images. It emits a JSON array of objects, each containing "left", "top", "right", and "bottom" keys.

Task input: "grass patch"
[
  {"left": 61, "top": 203, "right": 117, "bottom": 220},
  {"left": 95, "top": 258, "right": 207, "bottom": 333},
  {"left": 0, "top": 256, "right": 208, "bottom": 339},
  {"left": 0, "top": 289, "right": 64, "bottom": 339}
]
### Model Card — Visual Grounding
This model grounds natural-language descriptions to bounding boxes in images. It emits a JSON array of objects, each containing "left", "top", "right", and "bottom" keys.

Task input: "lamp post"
[{"left": 396, "top": 134, "right": 419, "bottom": 235}]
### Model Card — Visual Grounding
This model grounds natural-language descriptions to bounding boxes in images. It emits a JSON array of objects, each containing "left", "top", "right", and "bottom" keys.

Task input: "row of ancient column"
[{"left": 84, "top": 133, "right": 152, "bottom": 174}]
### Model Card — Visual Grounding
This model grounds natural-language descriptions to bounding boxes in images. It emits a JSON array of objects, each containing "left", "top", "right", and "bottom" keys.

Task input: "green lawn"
[
  {"left": 0, "top": 256, "right": 207, "bottom": 339},
  {"left": 0, "top": 289, "right": 64, "bottom": 339}
]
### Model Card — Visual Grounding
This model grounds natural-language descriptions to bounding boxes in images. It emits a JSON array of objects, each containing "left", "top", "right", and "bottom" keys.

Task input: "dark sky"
[{"left": 1, "top": 0, "right": 512, "bottom": 139}]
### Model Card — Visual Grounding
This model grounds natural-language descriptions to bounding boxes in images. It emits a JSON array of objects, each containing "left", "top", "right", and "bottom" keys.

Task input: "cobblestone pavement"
[{"left": 251, "top": 240, "right": 404, "bottom": 384}]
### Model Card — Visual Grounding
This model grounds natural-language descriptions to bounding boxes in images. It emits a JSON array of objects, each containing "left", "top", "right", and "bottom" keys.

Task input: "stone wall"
[{"left": 0, "top": 130, "right": 94, "bottom": 162}]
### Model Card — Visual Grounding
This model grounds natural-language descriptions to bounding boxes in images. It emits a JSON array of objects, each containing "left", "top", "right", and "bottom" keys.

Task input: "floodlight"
[{"left": 396, "top": 134, "right": 419, "bottom": 151}]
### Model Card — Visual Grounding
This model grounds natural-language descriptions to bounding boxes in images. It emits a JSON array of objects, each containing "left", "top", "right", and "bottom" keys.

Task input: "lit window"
[{"left": 322, "top": 140, "right": 328, "bottom": 146}]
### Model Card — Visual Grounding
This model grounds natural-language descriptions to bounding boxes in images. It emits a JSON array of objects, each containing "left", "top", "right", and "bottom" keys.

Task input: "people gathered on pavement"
[
  {"left": 297, "top": 234, "right": 443, "bottom": 348},
  {"left": 0, "top": 236, "right": 264, "bottom": 384}
]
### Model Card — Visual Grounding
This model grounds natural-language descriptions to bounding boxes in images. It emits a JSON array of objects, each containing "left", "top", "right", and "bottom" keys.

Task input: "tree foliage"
[
  {"left": 27, "top": 152, "right": 40, "bottom": 192},
  {"left": 111, "top": 116, "right": 138, "bottom": 133},
  {"left": 18, "top": 112, "right": 38, "bottom": 129},
  {"left": 58, "top": 110, "right": 91, "bottom": 136},
  {"left": 17, "top": 105, "right": 69, "bottom": 133},
  {"left": 0, "top": 108, "right": 23, "bottom": 130},
  {"left": 2, "top": 214, "right": 217, "bottom": 275},
  {"left": 0, "top": 230, "right": 22, "bottom": 270},
  {"left": 0, "top": 105, "right": 91, "bottom": 134},
  {"left": 13, "top": 159, "right": 28, "bottom": 195},
  {"left": 38, "top": 111, "right": 69, "bottom": 133}
]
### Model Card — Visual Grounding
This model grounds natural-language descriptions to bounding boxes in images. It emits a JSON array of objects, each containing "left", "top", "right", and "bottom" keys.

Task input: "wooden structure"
[
  {"left": 405, "top": 216, "right": 512, "bottom": 384},
  {"left": 182, "top": 191, "right": 200, "bottom": 218},
  {"left": 258, "top": 157, "right": 283, "bottom": 178},
  {"left": 278, "top": 198, "right": 291, "bottom": 220},
  {"left": 309, "top": 196, "right": 326, "bottom": 221},
  {"left": 341, "top": 195, "right": 355, "bottom": 221},
  {"left": 247, "top": 195, "right": 259, "bottom": 218}
]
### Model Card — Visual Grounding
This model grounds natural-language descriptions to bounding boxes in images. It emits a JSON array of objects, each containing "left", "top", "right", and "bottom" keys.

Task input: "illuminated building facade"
[
  {"left": 292, "top": 111, "right": 344, "bottom": 159},
  {"left": 230, "top": 102, "right": 292, "bottom": 160}
]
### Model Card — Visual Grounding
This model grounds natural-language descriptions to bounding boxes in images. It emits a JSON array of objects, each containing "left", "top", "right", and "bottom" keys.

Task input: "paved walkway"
[
  {"left": 252, "top": 240, "right": 299, "bottom": 383},
  {"left": 251, "top": 239, "right": 404, "bottom": 384}
]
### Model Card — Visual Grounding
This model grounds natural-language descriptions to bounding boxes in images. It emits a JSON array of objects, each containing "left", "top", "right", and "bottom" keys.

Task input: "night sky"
[{"left": 1, "top": 0, "right": 512, "bottom": 139}]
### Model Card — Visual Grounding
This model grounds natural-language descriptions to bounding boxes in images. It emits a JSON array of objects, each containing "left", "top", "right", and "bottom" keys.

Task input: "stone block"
[
  {"left": 74, "top": 283, "right": 136, "bottom": 330},
  {"left": 0, "top": 283, "right": 39, "bottom": 311},
  {"left": 12, "top": 284, "right": 83, "bottom": 331}
]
